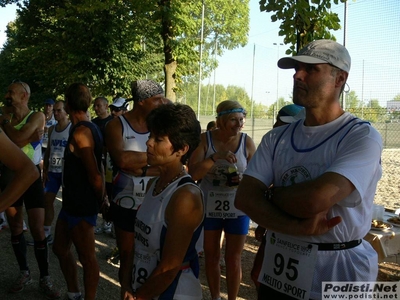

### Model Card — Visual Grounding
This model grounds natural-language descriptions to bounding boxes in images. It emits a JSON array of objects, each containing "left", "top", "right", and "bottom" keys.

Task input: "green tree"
[
  {"left": 345, "top": 91, "right": 360, "bottom": 109},
  {"left": 155, "top": 0, "right": 249, "bottom": 100},
  {"left": 0, "top": 0, "right": 249, "bottom": 104},
  {"left": 259, "top": 0, "right": 345, "bottom": 54},
  {"left": 0, "top": 0, "right": 163, "bottom": 107}
]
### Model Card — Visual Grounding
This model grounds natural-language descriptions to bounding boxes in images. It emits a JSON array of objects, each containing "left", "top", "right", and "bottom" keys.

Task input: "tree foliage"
[
  {"left": 176, "top": 83, "right": 267, "bottom": 117},
  {"left": 259, "top": 0, "right": 346, "bottom": 54},
  {"left": 0, "top": 0, "right": 250, "bottom": 107}
]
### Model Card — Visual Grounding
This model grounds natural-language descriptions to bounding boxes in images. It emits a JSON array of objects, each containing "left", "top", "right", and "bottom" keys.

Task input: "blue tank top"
[{"left": 62, "top": 121, "right": 103, "bottom": 216}]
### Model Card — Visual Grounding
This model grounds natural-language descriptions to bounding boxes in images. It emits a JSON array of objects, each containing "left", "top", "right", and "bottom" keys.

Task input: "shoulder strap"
[{"left": 177, "top": 176, "right": 196, "bottom": 186}]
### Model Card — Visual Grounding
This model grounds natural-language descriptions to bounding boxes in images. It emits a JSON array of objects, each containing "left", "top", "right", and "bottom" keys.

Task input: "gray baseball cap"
[{"left": 278, "top": 39, "right": 351, "bottom": 73}]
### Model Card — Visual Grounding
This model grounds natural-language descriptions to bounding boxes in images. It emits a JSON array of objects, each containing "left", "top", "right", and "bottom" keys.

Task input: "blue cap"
[
  {"left": 44, "top": 99, "right": 55, "bottom": 105},
  {"left": 278, "top": 104, "right": 304, "bottom": 123}
]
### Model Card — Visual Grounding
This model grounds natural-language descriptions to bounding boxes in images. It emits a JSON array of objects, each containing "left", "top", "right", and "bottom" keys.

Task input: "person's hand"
[
  {"left": 214, "top": 151, "right": 237, "bottom": 164},
  {"left": 254, "top": 225, "right": 266, "bottom": 242},
  {"left": 296, "top": 211, "right": 342, "bottom": 236},
  {"left": 30, "top": 128, "right": 44, "bottom": 142},
  {"left": 100, "top": 195, "right": 111, "bottom": 221}
]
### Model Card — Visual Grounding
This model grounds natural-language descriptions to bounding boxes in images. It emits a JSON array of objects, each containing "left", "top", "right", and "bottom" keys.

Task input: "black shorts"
[
  {"left": 109, "top": 201, "right": 137, "bottom": 232},
  {"left": 0, "top": 165, "right": 44, "bottom": 210}
]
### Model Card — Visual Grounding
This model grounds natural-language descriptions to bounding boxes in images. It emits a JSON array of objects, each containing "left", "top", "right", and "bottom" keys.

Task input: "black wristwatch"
[{"left": 1, "top": 119, "right": 10, "bottom": 126}]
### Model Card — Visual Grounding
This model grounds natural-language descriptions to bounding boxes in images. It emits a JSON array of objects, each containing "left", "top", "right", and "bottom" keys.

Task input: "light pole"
[{"left": 273, "top": 43, "right": 283, "bottom": 111}]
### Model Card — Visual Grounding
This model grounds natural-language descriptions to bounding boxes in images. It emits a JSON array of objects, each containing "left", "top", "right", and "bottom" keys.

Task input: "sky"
[{"left": 0, "top": 1, "right": 399, "bottom": 107}]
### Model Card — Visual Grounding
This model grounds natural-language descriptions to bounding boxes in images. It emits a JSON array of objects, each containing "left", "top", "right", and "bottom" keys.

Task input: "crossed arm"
[
  {"left": 0, "top": 112, "right": 45, "bottom": 148},
  {"left": 235, "top": 174, "right": 344, "bottom": 236},
  {"left": 0, "top": 129, "right": 39, "bottom": 211},
  {"left": 105, "top": 118, "right": 158, "bottom": 177}
]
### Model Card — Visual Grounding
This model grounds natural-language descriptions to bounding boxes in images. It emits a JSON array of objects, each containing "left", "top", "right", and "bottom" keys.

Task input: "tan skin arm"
[
  {"left": 187, "top": 132, "right": 211, "bottom": 181},
  {"left": 0, "top": 129, "right": 39, "bottom": 212},
  {"left": 189, "top": 132, "right": 257, "bottom": 182},
  {"left": 105, "top": 118, "right": 158, "bottom": 177},
  {"left": 0, "top": 112, "right": 45, "bottom": 148},
  {"left": 235, "top": 175, "right": 341, "bottom": 236},
  {"left": 135, "top": 185, "right": 203, "bottom": 300},
  {"left": 70, "top": 125, "right": 105, "bottom": 202},
  {"left": 272, "top": 172, "right": 355, "bottom": 219}
]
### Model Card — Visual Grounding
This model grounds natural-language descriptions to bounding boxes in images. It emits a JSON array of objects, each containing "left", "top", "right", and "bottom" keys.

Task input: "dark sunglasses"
[
  {"left": 111, "top": 107, "right": 123, "bottom": 112},
  {"left": 12, "top": 79, "right": 29, "bottom": 94}
]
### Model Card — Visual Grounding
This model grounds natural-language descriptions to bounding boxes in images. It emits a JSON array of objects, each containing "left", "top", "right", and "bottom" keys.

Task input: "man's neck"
[
  {"left": 96, "top": 112, "right": 110, "bottom": 119},
  {"left": 56, "top": 118, "right": 70, "bottom": 130},
  {"left": 12, "top": 106, "right": 31, "bottom": 122},
  {"left": 70, "top": 112, "right": 89, "bottom": 125}
]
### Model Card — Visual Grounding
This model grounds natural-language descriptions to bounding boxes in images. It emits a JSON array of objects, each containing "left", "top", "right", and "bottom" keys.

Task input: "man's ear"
[{"left": 336, "top": 71, "right": 348, "bottom": 88}]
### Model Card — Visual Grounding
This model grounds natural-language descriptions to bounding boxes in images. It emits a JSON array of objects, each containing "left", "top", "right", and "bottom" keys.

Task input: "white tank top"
[
  {"left": 112, "top": 115, "right": 152, "bottom": 210},
  {"left": 200, "top": 132, "right": 248, "bottom": 218},
  {"left": 48, "top": 123, "right": 71, "bottom": 173}
]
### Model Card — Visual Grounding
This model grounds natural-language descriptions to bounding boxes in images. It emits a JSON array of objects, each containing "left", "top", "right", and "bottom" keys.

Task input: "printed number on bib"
[
  {"left": 207, "top": 190, "right": 240, "bottom": 219},
  {"left": 259, "top": 231, "right": 318, "bottom": 300},
  {"left": 51, "top": 157, "right": 62, "bottom": 166},
  {"left": 133, "top": 265, "right": 148, "bottom": 285}
]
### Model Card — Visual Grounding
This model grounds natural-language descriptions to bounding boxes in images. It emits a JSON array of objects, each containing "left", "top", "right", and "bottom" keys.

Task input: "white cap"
[
  {"left": 110, "top": 97, "right": 127, "bottom": 109},
  {"left": 278, "top": 39, "right": 351, "bottom": 73}
]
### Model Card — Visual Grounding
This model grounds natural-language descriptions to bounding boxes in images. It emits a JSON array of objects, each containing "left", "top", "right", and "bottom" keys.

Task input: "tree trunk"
[
  {"left": 164, "top": 61, "right": 177, "bottom": 101},
  {"left": 160, "top": 0, "right": 176, "bottom": 102}
]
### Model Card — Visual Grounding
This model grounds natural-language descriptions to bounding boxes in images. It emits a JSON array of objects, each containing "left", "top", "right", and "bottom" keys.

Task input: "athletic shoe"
[
  {"left": 103, "top": 222, "right": 112, "bottom": 234},
  {"left": 65, "top": 294, "right": 84, "bottom": 300},
  {"left": 9, "top": 270, "right": 32, "bottom": 293},
  {"left": 95, "top": 221, "right": 112, "bottom": 234},
  {"left": 0, "top": 218, "right": 8, "bottom": 230},
  {"left": 39, "top": 276, "right": 61, "bottom": 299},
  {"left": 46, "top": 234, "right": 54, "bottom": 245},
  {"left": 23, "top": 220, "right": 28, "bottom": 232}
]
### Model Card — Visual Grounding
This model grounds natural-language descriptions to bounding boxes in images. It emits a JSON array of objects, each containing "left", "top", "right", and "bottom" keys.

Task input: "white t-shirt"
[{"left": 245, "top": 112, "right": 382, "bottom": 299}]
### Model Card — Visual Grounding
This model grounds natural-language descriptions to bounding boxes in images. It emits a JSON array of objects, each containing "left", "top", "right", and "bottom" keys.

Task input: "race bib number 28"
[{"left": 259, "top": 231, "right": 318, "bottom": 300}]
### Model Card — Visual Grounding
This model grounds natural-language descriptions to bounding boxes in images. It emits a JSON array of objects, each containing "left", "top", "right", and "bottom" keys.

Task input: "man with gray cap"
[
  {"left": 105, "top": 79, "right": 166, "bottom": 299},
  {"left": 235, "top": 40, "right": 382, "bottom": 299}
]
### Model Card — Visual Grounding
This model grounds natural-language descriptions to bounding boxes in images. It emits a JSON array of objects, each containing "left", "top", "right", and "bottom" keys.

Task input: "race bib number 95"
[{"left": 259, "top": 231, "right": 318, "bottom": 300}]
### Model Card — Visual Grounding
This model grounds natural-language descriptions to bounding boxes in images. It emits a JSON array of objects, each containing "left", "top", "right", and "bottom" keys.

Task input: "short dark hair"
[
  {"left": 94, "top": 96, "right": 108, "bottom": 105},
  {"left": 65, "top": 83, "right": 92, "bottom": 112},
  {"left": 147, "top": 104, "right": 201, "bottom": 163}
]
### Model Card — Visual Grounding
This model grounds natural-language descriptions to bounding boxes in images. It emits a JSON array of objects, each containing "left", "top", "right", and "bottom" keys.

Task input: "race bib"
[
  {"left": 259, "top": 231, "right": 318, "bottom": 300},
  {"left": 49, "top": 152, "right": 63, "bottom": 172},
  {"left": 113, "top": 175, "right": 151, "bottom": 210},
  {"left": 206, "top": 190, "right": 241, "bottom": 218},
  {"left": 132, "top": 249, "right": 157, "bottom": 290}
]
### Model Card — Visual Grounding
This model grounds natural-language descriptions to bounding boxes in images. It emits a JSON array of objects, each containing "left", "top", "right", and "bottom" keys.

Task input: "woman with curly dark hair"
[{"left": 132, "top": 103, "right": 204, "bottom": 300}]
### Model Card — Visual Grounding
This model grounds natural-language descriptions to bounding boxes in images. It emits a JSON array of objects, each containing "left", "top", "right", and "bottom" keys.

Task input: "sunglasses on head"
[{"left": 12, "top": 79, "right": 29, "bottom": 94}]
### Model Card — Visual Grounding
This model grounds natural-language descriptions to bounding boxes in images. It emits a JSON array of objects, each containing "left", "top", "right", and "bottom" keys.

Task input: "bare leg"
[
  {"left": 115, "top": 226, "right": 135, "bottom": 300},
  {"left": 204, "top": 229, "right": 223, "bottom": 300},
  {"left": 26, "top": 207, "right": 46, "bottom": 241},
  {"left": 44, "top": 192, "right": 57, "bottom": 227},
  {"left": 53, "top": 219, "right": 79, "bottom": 293},
  {"left": 6, "top": 206, "right": 24, "bottom": 236},
  {"left": 71, "top": 220, "right": 99, "bottom": 300},
  {"left": 225, "top": 233, "right": 247, "bottom": 300}
]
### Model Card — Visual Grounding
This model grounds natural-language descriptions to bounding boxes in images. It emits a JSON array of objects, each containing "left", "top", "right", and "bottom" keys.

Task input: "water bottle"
[{"left": 227, "top": 163, "right": 239, "bottom": 187}]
